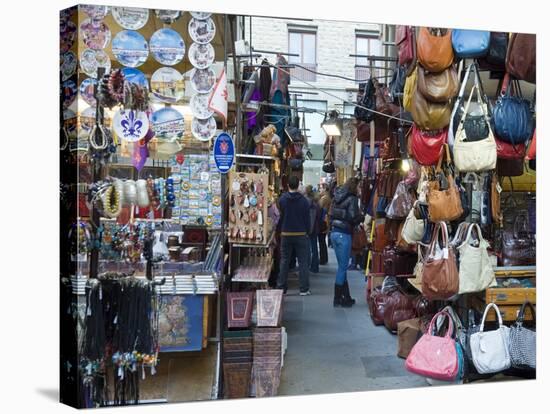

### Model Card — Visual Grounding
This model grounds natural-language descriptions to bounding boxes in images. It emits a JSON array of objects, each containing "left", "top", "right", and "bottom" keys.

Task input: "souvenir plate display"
[
  {"left": 154, "top": 9, "right": 182, "bottom": 24},
  {"left": 169, "top": 154, "right": 222, "bottom": 228},
  {"left": 188, "top": 42, "right": 215, "bottom": 69},
  {"left": 151, "top": 107, "right": 185, "bottom": 140},
  {"left": 112, "top": 30, "right": 148, "bottom": 67},
  {"left": 188, "top": 17, "right": 216, "bottom": 44},
  {"left": 60, "top": 20, "right": 77, "bottom": 53},
  {"left": 121, "top": 67, "right": 149, "bottom": 90},
  {"left": 151, "top": 67, "right": 184, "bottom": 103},
  {"left": 112, "top": 7, "right": 149, "bottom": 30},
  {"left": 62, "top": 79, "right": 77, "bottom": 110},
  {"left": 80, "top": 49, "right": 111, "bottom": 78},
  {"left": 190, "top": 67, "right": 217, "bottom": 93},
  {"left": 79, "top": 106, "right": 96, "bottom": 137},
  {"left": 80, "top": 18, "right": 111, "bottom": 50},
  {"left": 60, "top": 51, "right": 77, "bottom": 81},
  {"left": 191, "top": 117, "right": 217, "bottom": 141},
  {"left": 79, "top": 78, "right": 97, "bottom": 107},
  {"left": 81, "top": 4, "right": 110, "bottom": 20},
  {"left": 190, "top": 11, "right": 212, "bottom": 20},
  {"left": 150, "top": 28, "right": 185, "bottom": 66},
  {"left": 113, "top": 109, "right": 149, "bottom": 142},
  {"left": 191, "top": 93, "right": 214, "bottom": 120}
]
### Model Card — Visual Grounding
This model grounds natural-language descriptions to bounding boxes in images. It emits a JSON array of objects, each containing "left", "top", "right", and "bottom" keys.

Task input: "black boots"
[
  {"left": 342, "top": 280, "right": 356, "bottom": 305},
  {"left": 333, "top": 284, "right": 354, "bottom": 308}
]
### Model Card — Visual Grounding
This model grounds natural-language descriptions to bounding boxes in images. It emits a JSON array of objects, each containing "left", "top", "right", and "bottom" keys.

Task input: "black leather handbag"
[
  {"left": 354, "top": 79, "right": 376, "bottom": 123},
  {"left": 389, "top": 65, "right": 407, "bottom": 104}
]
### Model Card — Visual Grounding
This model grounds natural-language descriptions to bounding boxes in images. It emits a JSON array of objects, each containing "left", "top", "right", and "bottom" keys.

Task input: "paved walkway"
[{"left": 278, "top": 249, "right": 427, "bottom": 396}]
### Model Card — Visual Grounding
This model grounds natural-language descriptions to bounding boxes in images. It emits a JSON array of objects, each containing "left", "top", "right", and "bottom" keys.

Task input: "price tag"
[{"left": 442, "top": 248, "right": 449, "bottom": 259}]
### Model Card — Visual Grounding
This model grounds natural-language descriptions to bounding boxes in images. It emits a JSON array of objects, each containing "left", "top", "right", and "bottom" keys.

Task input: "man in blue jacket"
[{"left": 276, "top": 176, "right": 311, "bottom": 295}]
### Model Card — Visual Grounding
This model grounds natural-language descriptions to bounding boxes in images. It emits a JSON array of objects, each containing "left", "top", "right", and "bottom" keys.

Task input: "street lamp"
[{"left": 321, "top": 110, "right": 343, "bottom": 136}]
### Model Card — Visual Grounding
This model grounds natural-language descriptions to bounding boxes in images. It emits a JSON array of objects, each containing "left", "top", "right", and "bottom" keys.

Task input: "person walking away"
[
  {"left": 318, "top": 184, "right": 332, "bottom": 265},
  {"left": 276, "top": 176, "right": 312, "bottom": 296},
  {"left": 304, "top": 185, "right": 321, "bottom": 273},
  {"left": 329, "top": 178, "right": 364, "bottom": 307}
]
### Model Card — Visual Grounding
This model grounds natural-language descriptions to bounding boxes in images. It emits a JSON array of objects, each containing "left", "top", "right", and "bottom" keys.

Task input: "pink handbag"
[{"left": 405, "top": 311, "right": 459, "bottom": 381}]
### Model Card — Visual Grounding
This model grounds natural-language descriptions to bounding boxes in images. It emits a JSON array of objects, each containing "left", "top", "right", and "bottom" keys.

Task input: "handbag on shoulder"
[{"left": 509, "top": 301, "right": 536, "bottom": 370}]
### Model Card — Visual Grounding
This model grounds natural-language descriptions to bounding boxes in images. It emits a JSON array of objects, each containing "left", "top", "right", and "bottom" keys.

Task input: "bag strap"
[
  {"left": 457, "top": 223, "right": 484, "bottom": 249},
  {"left": 480, "top": 302, "right": 503, "bottom": 331},
  {"left": 435, "top": 143, "right": 451, "bottom": 173},
  {"left": 428, "top": 311, "right": 454, "bottom": 338},
  {"left": 468, "top": 309, "right": 477, "bottom": 328},
  {"left": 440, "top": 305, "right": 463, "bottom": 333},
  {"left": 451, "top": 222, "right": 469, "bottom": 247},
  {"left": 517, "top": 301, "right": 536, "bottom": 326}
]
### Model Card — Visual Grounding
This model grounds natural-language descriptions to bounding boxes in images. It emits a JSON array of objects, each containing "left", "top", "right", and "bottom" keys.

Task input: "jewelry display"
[
  {"left": 136, "top": 179, "right": 150, "bottom": 208},
  {"left": 123, "top": 180, "right": 137, "bottom": 205},
  {"left": 102, "top": 185, "right": 122, "bottom": 218}
]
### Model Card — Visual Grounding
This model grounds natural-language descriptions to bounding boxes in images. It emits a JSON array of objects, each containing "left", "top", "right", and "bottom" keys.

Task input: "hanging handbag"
[
  {"left": 500, "top": 212, "right": 536, "bottom": 266},
  {"left": 496, "top": 158, "right": 524, "bottom": 177},
  {"left": 383, "top": 288, "right": 419, "bottom": 333},
  {"left": 461, "top": 172, "right": 483, "bottom": 223},
  {"left": 396, "top": 25, "right": 416, "bottom": 67},
  {"left": 401, "top": 201, "right": 426, "bottom": 244},
  {"left": 456, "top": 223, "right": 497, "bottom": 294},
  {"left": 470, "top": 303, "right": 511, "bottom": 374},
  {"left": 509, "top": 301, "right": 536, "bottom": 370},
  {"left": 369, "top": 277, "right": 399, "bottom": 325},
  {"left": 385, "top": 181, "right": 416, "bottom": 219},
  {"left": 434, "top": 306, "right": 469, "bottom": 378},
  {"left": 410, "top": 86, "right": 452, "bottom": 131},
  {"left": 352, "top": 224, "right": 368, "bottom": 252},
  {"left": 383, "top": 246, "right": 418, "bottom": 277},
  {"left": 526, "top": 129, "right": 536, "bottom": 160},
  {"left": 417, "top": 65, "right": 459, "bottom": 103},
  {"left": 491, "top": 172, "right": 502, "bottom": 226},
  {"left": 506, "top": 33, "right": 536, "bottom": 84},
  {"left": 354, "top": 79, "right": 376, "bottom": 123},
  {"left": 451, "top": 29, "right": 490, "bottom": 58},
  {"left": 421, "top": 222, "right": 460, "bottom": 300},
  {"left": 496, "top": 138, "right": 526, "bottom": 160},
  {"left": 403, "top": 66, "right": 417, "bottom": 112},
  {"left": 485, "top": 32, "right": 509, "bottom": 68},
  {"left": 389, "top": 65, "right": 407, "bottom": 103},
  {"left": 416, "top": 27, "right": 454, "bottom": 73},
  {"left": 410, "top": 125, "right": 447, "bottom": 166},
  {"left": 405, "top": 311, "right": 459, "bottom": 381},
  {"left": 427, "top": 145, "right": 464, "bottom": 222},
  {"left": 492, "top": 75, "right": 533, "bottom": 145}
]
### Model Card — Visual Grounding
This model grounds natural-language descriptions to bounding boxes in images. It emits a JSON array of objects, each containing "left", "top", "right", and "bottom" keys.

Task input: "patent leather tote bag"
[
  {"left": 470, "top": 303, "right": 511, "bottom": 374},
  {"left": 509, "top": 301, "right": 536, "bottom": 370},
  {"left": 405, "top": 311, "right": 459, "bottom": 381},
  {"left": 451, "top": 29, "right": 490, "bottom": 58},
  {"left": 417, "top": 65, "right": 459, "bottom": 103},
  {"left": 417, "top": 27, "right": 454, "bottom": 73}
]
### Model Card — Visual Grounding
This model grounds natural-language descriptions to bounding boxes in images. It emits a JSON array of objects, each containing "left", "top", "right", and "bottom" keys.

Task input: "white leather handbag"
[
  {"left": 470, "top": 303, "right": 511, "bottom": 374},
  {"left": 401, "top": 201, "right": 425, "bottom": 244},
  {"left": 457, "top": 223, "right": 497, "bottom": 294}
]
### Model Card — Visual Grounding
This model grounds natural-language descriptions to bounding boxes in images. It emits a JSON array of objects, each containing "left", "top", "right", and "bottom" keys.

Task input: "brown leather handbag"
[
  {"left": 370, "top": 280, "right": 399, "bottom": 325},
  {"left": 427, "top": 145, "right": 463, "bottom": 222},
  {"left": 421, "top": 222, "right": 459, "bottom": 300},
  {"left": 373, "top": 223, "right": 390, "bottom": 252},
  {"left": 417, "top": 65, "right": 459, "bottom": 103},
  {"left": 383, "top": 288, "right": 417, "bottom": 333},
  {"left": 500, "top": 213, "right": 536, "bottom": 267},
  {"left": 410, "top": 87, "right": 452, "bottom": 131},
  {"left": 352, "top": 224, "right": 368, "bottom": 253},
  {"left": 383, "top": 246, "right": 418, "bottom": 277},
  {"left": 417, "top": 27, "right": 454, "bottom": 73},
  {"left": 506, "top": 33, "right": 536, "bottom": 84}
]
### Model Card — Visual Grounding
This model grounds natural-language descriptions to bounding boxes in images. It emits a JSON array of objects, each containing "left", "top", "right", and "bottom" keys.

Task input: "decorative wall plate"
[
  {"left": 78, "top": 106, "right": 96, "bottom": 138},
  {"left": 60, "top": 51, "right": 77, "bottom": 81},
  {"left": 190, "top": 93, "right": 214, "bottom": 120},
  {"left": 112, "top": 30, "right": 148, "bottom": 67},
  {"left": 113, "top": 109, "right": 149, "bottom": 142},
  {"left": 154, "top": 9, "right": 182, "bottom": 24},
  {"left": 191, "top": 117, "right": 217, "bottom": 141},
  {"left": 62, "top": 80, "right": 77, "bottom": 110},
  {"left": 121, "top": 67, "right": 148, "bottom": 90},
  {"left": 150, "top": 28, "right": 185, "bottom": 66},
  {"left": 151, "top": 107, "right": 185, "bottom": 140},
  {"left": 79, "top": 49, "right": 111, "bottom": 78},
  {"left": 112, "top": 7, "right": 149, "bottom": 30},
  {"left": 60, "top": 20, "right": 77, "bottom": 53},
  {"left": 79, "top": 78, "right": 97, "bottom": 106},
  {"left": 151, "top": 67, "right": 184, "bottom": 103},
  {"left": 188, "top": 17, "right": 216, "bottom": 44},
  {"left": 190, "top": 67, "right": 216, "bottom": 93},
  {"left": 80, "top": 18, "right": 111, "bottom": 50},
  {"left": 81, "top": 5, "right": 110, "bottom": 20},
  {"left": 190, "top": 11, "right": 212, "bottom": 20},
  {"left": 188, "top": 42, "right": 215, "bottom": 69}
]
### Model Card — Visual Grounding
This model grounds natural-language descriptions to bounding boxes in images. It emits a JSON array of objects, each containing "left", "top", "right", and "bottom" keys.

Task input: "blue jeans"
[
  {"left": 277, "top": 235, "right": 310, "bottom": 292},
  {"left": 330, "top": 231, "right": 352, "bottom": 286},
  {"left": 309, "top": 233, "right": 319, "bottom": 273}
]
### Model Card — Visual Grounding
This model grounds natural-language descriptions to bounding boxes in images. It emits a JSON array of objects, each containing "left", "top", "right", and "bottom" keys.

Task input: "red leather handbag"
[
  {"left": 405, "top": 311, "right": 459, "bottom": 381},
  {"left": 496, "top": 137, "right": 526, "bottom": 160},
  {"left": 526, "top": 129, "right": 536, "bottom": 160},
  {"left": 370, "top": 282, "right": 398, "bottom": 325},
  {"left": 410, "top": 124, "right": 447, "bottom": 166},
  {"left": 396, "top": 26, "right": 415, "bottom": 67}
]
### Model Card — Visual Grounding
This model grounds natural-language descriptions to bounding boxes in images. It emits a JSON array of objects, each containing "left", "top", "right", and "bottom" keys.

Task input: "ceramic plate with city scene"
[
  {"left": 191, "top": 93, "right": 214, "bottom": 120},
  {"left": 112, "top": 30, "right": 149, "bottom": 68},
  {"left": 81, "top": 4, "right": 110, "bottom": 20},
  {"left": 61, "top": 51, "right": 77, "bottom": 81},
  {"left": 112, "top": 7, "right": 149, "bottom": 30},
  {"left": 62, "top": 79, "right": 77, "bottom": 110},
  {"left": 188, "top": 17, "right": 216, "bottom": 44},
  {"left": 155, "top": 9, "right": 182, "bottom": 24},
  {"left": 80, "top": 48, "right": 111, "bottom": 78},
  {"left": 150, "top": 28, "right": 185, "bottom": 66},
  {"left": 60, "top": 20, "right": 77, "bottom": 54},
  {"left": 80, "top": 18, "right": 111, "bottom": 50},
  {"left": 191, "top": 116, "right": 217, "bottom": 141},
  {"left": 121, "top": 67, "right": 149, "bottom": 90},
  {"left": 190, "top": 67, "right": 217, "bottom": 93},
  {"left": 113, "top": 109, "right": 149, "bottom": 142},
  {"left": 190, "top": 11, "right": 212, "bottom": 20},
  {"left": 151, "top": 67, "right": 185, "bottom": 103},
  {"left": 151, "top": 107, "right": 185, "bottom": 140},
  {"left": 188, "top": 42, "right": 215, "bottom": 69},
  {"left": 79, "top": 78, "right": 97, "bottom": 107}
]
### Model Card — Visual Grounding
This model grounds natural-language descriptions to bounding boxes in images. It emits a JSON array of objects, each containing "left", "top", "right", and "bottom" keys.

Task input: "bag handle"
[
  {"left": 480, "top": 302, "right": 503, "bottom": 331},
  {"left": 435, "top": 143, "right": 451, "bottom": 173},
  {"left": 428, "top": 221, "right": 449, "bottom": 257},
  {"left": 451, "top": 222, "right": 470, "bottom": 247},
  {"left": 457, "top": 223, "right": 484, "bottom": 249},
  {"left": 439, "top": 305, "right": 463, "bottom": 333},
  {"left": 517, "top": 301, "right": 536, "bottom": 326},
  {"left": 428, "top": 311, "right": 454, "bottom": 339}
]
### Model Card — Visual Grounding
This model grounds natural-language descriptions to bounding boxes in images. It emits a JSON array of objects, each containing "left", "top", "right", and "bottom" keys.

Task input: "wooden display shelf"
[{"left": 486, "top": 287, "right": 536, "bottom": 306}]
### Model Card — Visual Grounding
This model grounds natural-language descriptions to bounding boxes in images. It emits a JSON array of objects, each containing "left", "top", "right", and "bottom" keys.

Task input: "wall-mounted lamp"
[{"left": 321, "top": 110, "right": 343, "bottom": 137}]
